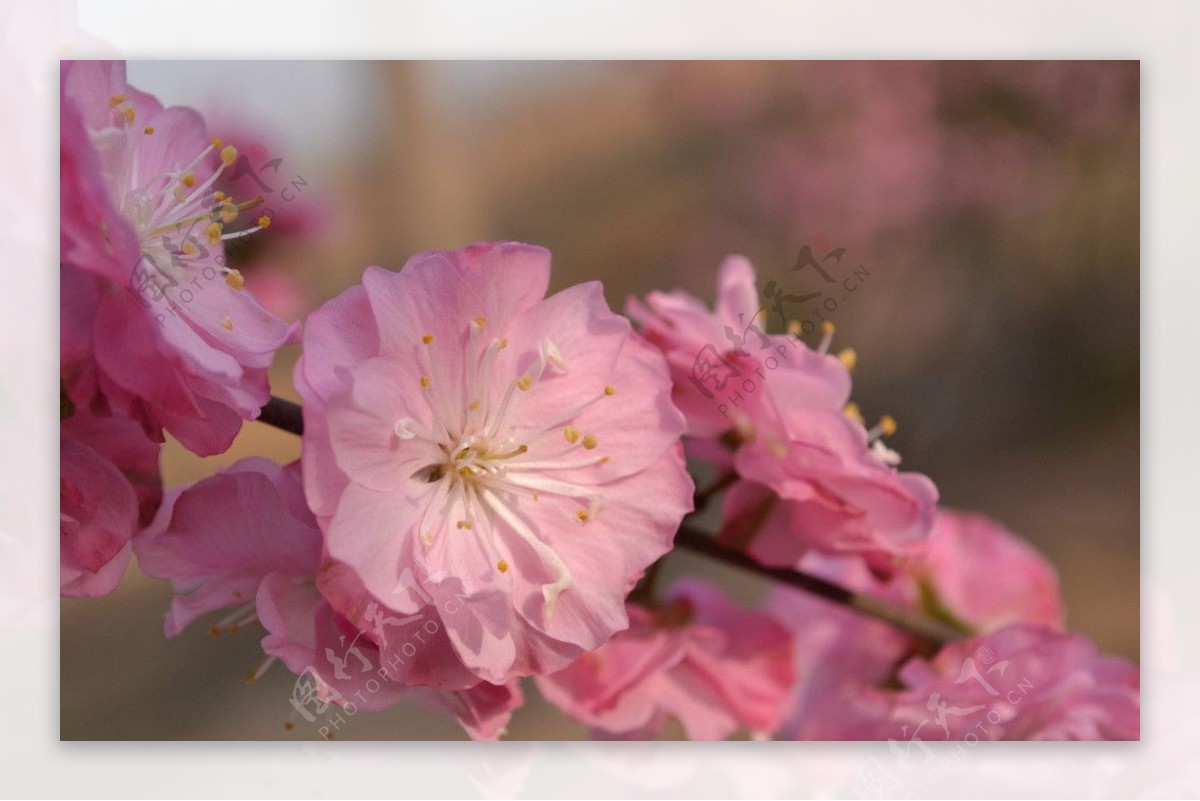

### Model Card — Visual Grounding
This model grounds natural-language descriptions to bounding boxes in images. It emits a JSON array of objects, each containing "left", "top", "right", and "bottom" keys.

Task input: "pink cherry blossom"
[
  {"left": 627, "top": 254, "right": 850, "bottom": 438},
  {"left": 60, "top": 405, "right": 161, "bottom": 597},
  {"left": 766, "top": 508, "right": 1126, "bottom": 740},
  {"left": 60, "top": 60, "right": 298, "bottom": 455},
  {"left": 535, "top": 580, "right": 795, "bottom": 740},
  {"left": 910, "top": 508, "right": 1064, "bottom": 632},
  {"left": 630, "top": 255, "right": 936, "bottom": 570},
  {"left": 135, "top": 457, "right": 322, "bottom": 637},
  {"left": 296, "top": 242, "right": 693, "bottom": 687},
  {"left": 135, "top": 457, "right": 523, "bottom": 739},
  {"left": 887, "top": 624, "right": 1139, "bottom": 741}
]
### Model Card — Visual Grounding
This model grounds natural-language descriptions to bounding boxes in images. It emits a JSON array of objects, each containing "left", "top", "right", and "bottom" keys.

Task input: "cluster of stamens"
[
  {"left": 391, "top": 317, "right": 618, "bottom": 611},
  {"left": 779, "top": 319, "right": 902, "bottom": 467},
  {"left": 104, "top": 94, "right": 272, "bottom": 307}
]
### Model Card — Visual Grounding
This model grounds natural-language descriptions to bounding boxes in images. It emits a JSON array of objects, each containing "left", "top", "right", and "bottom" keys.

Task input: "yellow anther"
[
  {"left": 843, "top": 401, "right": 864, "bottom": 426},
  {"left": 121, "top": 106, "right": 136, "bottom": 123},
  {"left": 208, "top": 624, "right": 220, "bottom": 637},
  {"left": 219, "top": 203, "right": 238, "bottom": 224},
  {"left": 211, "top": 137, "right": 223, "bottom": 148},
  {"left": 822, "top": 320, "right": 835, "bottom": 336},
  {"left": 108, "top": 94, "right": 129, "bottom": 107},
  {"left": 421, "top": 333, "right": 434, "bottom": 345},
  {"left": 604, "top": 386, "right": 616, "bottom": 396},
  {"left": 181, "top": 240, "right": 198, "bottom": 257},
  {"left": 420, "top": 375, "right": 431, "bottom": 389},
  {"left": 517, "top": 375, "right": 533, "bottom": 391},
  {"left": 205, "top": 222, "right": 223, "bottom": 246},
  {"left": 768, "top": 437, "right": 788, "bottom": 458},
  {"left": 220, "top": 145, "right": 238, "bottom": 167},
  {"left": 456, "top": 520, "right": 474, "bottom": 530},
  {"left": 458, "top": 467, "right": 473, "bottom": 478},
  {"left": 531, "top": 492, "right": 540, "bottom": 502},
  {"left": 838, "top": 347, "right": 857, "bottom": 371},
  {"left": 582, "top": 434, "right": 598, "bottom": 450},
  {"left": 499, "top": 338, "right": 509, "bottom": 349},
  {"left": 256, "top": 215, "right": 271, "bottom": 229},
  {"left": 227, "top": 623, "right": 241, "bottom": 635},
  {"left": 879, "top": 415, "right": 897, "bottom": 437},
  {"left": 474, "top": 316, "right": 487, "bottom": 330},
  {"left": 787, "top": 320, "right": 802, "bottom": 336},
  {"left": 468, "top": 399, "right": 481, "bottom": 412},
  {"left": 575, "top": 509, "right": 590, "bottom": 523},
  {"left": 224, "top": 269, "right": 245, "bottom": 291},
  {"left": 220, "top": 316, "right": 234, "bottom": 332},
  {"left": 181, "top": 172, "right": 196, "bottom": 188},
  {"left": 142, "top": 126, "right": 155, "bottom": 135},
  {"left": 563, "top": 426, "right": 580, "bottom": 444},
  {"left": 598, "top": 455, "right": 611, "bottom": 464},
  {"left": 213, "top": 191, "right": 227, "bottom": 203},
  {"left": 497, "top": 559, "right": 509, "bottom": 573}
]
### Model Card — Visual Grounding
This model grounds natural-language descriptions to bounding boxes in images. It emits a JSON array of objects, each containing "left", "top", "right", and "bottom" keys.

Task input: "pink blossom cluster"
[{"left": 60, "top": 61, "right": 1139, "bottom": 741}]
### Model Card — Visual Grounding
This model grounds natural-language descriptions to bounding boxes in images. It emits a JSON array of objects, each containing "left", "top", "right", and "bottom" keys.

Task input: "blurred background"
[{"left": 61, "top": 60, "right": 1139, "bottom": 740}]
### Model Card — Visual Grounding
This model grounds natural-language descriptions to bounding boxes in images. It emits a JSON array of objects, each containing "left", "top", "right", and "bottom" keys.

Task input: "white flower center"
[{"left": 393, "top": 318, "right": 618, "bottom": 616}]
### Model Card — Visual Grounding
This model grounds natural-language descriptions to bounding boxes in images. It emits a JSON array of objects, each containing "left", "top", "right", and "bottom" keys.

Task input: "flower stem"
[{"left": 255, "top": 395, "right": 969, "bottom": 650}]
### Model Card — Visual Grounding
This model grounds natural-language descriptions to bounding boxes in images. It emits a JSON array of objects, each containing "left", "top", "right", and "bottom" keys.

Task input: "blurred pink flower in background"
[
  {"left": 205, "top": 114, "right": 334, "bottom": 244},
  {"left": 59, "top": 61, "right": 298, "bottom": 456},
  {"left": 889, "top": 624, "right": 1139, "bottom": 741},
  {"left": 297, "top": 242, "right": 693, "bottom": 687},
  {"left": 767, "top": 507, "right": 1133, "bottom": 740},
  {"left": 536, "top": 580, "right": 795, "bottom": 740}
]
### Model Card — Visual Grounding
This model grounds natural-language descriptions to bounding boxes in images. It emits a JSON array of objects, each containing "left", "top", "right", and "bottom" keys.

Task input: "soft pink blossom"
[
  {"left": 536, "top": 580, "right": 795, "bottom": 740},
  {"left": 910, "top": 508, "right": 1064, "bottom": 632},
  {"left": 627, "top": 255, "right": 850, "bottom": 438},
  {"left": 766, "top": 508, "right": 1128, "bottom": 740},
  {"left": 60, "top": 60, "right": 298, "bottom": 455},
  {"left": 296, "top": 242, "right": 693, "bottom": 688},
  {"left": 630, "top": 255, "right": 936, "bottom": 569},
  {"left": 888, "top": 624, "right": 1139, "bottom": 741},
  {"left": 764, "top": 552, "right": 913, "bottom": 739},
  {"left": 60, "top": 405, "right": 161, "bottom": 597},
  {"left": 135, "top": 457, "right": 523, "bottom": 739},
  {"left": 135, "top": 458, "right": 321, "bottom": 637}
]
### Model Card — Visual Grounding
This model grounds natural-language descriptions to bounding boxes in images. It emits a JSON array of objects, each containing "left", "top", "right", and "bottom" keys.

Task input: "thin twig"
[
  {"left": 257, "top": 395, "right": 304, "bottom": 435},
  {"left": 693, "top": 470, "right": 739, "bottom": 511},
  {"left": 255, "top": 394, "right": 968, "bottom": 650}
]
